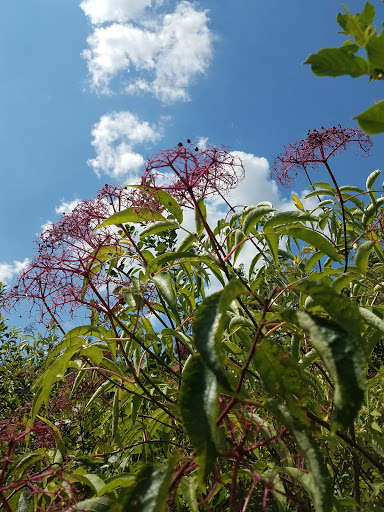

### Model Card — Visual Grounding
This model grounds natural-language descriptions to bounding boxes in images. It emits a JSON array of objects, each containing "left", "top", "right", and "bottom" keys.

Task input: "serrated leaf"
[
  {"left": 119, "top": 462, "right": 175, "bottom": 512},
  {"left": 354, "top": 100, "right": 384, "bottom": 135},
  {"left": 179, "top": 475, "right": 199, "bottom": 512},
  {"left": 242, "top": 205, "right": 276, "bottom": 234},
  {"left": 97, "top": 208, "right": 165, "bottom": 230},
  {"left": 304, "top": 47, "right": 369, "bottom": 77},
  {"left": 283, "top": 461, "right": 332, "bottom": 512},
  {"left": 281, "top": 309, "right": 365, "bottom": 430},
  {"left": 179, "top": 355, "right": 218, "bottom": 480},
  {"left": 355, "top": 240, "right": 376, "bottom": 274},
  {"left": 139, "top": 220, "right": 179, "bottom": 239},
  {"left": 285, "top": 227, "right": 342, "bottom": 264},
  {"left": 253, "top": 339, "right": 307, "bottom": 411},
  {"left": 193, "top": 279, "right": 247, "bottom": 388}
]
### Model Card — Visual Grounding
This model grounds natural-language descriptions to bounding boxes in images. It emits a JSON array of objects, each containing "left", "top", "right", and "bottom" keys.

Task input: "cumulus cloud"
[
  {"left": 80, "top": 0, "right": 157, "bottom": 25},
  {"left": 82, "top": 2, "right": 213, "bottom": 102},
  {"left": 55, "top": 198, "right": 81, "bottom": 215},
  {"left": 0, "top": 259, "right": 30, "bottom": 285},
  {"left": 88, "top": 111, "right": 161, "bottom": 180}
]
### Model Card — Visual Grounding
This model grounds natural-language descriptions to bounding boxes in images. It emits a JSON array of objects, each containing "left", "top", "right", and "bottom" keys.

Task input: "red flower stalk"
[
  {"left": 2, "top": 185, "right": 157, "bottom": 323},
  {"left": 141, "top": 143, "right": 244, "bottom": 208},
  {"left": 272, "top": 126, "right": 372, "bottom": 187}
]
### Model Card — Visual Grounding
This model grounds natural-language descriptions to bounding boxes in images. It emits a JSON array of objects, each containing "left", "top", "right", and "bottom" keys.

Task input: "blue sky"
[{"left": 0, "top": 0, "right": 383, "bottom": 289}]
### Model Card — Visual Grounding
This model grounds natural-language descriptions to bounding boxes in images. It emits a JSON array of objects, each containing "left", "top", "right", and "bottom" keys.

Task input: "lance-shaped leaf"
[
  {"left": 119, "top": 458, "right": 176, "bottom": 512},
  {"left": 264, "top": 211, "right": 318, "bottom": 231},
  {"left": 285, "top": 227, "right": 342, "bottom": 264},
  {"left": 71, "top": 497, "right": 121, "bottom": 511},
  {"left": 281, "top": 309, "right": 365, "bottom": 430},
  {"left": 179, "top": 355, "right": 218, "bottom": 480},
  {"left": 354, "top": 240, "right": 376, "bottom": 274},
  {"left": 97, "top": 207, "right": 165, "bottom": 230},
  {"left": 193, "top": 279, "right": 247, "bottom": 388},
  {"left": 139, "top": 220, "right": 179, "bottom": 239},
  {"left": 268, "top": 399, "right": 332, "bottom": 512},
  {"left": 152, "top": 271, "right": 180, "bottom": 322},
  {"left": 242, "top": 205, "right": 276, "bottom": 234}
]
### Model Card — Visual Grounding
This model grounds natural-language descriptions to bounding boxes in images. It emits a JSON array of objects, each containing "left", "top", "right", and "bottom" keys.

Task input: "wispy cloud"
[
  {"left": 55, "top": 198, "right": 81, "bottom": 215},
  {"left": 88, "top": 111, "right": 161, "bottom": 180},
  {"left": 82, "top": 1, "right": 213, "bottom": 102}
]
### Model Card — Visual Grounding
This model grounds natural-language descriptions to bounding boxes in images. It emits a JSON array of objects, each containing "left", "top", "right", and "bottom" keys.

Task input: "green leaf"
[
  {"left": 139, "top": 220, "right": 179, "bottom": 239},
  {"left": 282, "top": 309, "right": 365, "bottom": 430},
  {"left": 179, "top": 475, "right": 199, "bottom": 512},
  {"left": 304, "top": 47, "right": 369, "bottom": 77},
  {"left": 120, "top": 462, "right": 175, "bottom": 512},
  {"left": 296, "top": 280, "right": 365, "bottom": 337},
  {"left": 354, "top": 240, "right": 377, "bottom": 274},
  {"left": 305, "top": 189, "right": 336, "bottom": 199},
  {"left": 80, "top": 346, "right": 104, "bottom": 365},
  {"left": 86, "top": 381, "right": 113, "bottom": 409},
  {"left": 285, "top": 227, "right": 342, "bottom": 264},
  {"left": 242, "top": 205, "right": 276, "bottom": 234},
  {"left": 71, "top": 497, "right": 120, "bottom": 511},
  {"left": 283, "top": 462, "right": 332, "bottom": 512},
  {"left": 175, "top": 232, "right": 196, "bottom": 252},
  {"left": 41, "top": 339, "right": 82, "bottom": 411},
  {"left": 253, "top": 339, "right": 307, "bottom": 411},
  {"left": 152, "top": 272, "right": 180, "bottom": 322},
  {"left": 264, "top": 211, "right": 318, "bottom": 230},
  {"left": 337, "top": 2, "right": 375, "bottom": 46},
  {"left": 97, "top": 474, "right": 136, "bottom": 496},
  {"left": 354, "top": 100, "right": 384, "bottom": 135},
  {"left": 366, "top": 169, "right": 382, "bottom": 190},
  {"left": 97, "top": 208, "right": 165, "bottom": 230},
  {"left": 75, "top": 473, "right": 106, "bottom": 494},
  {"left": 193, "top": 279, "right": 247, "bottom": 388},
  {"left": 15, "top": 492, "right": 32, "bottom": 512},
  {"left": 366, "top": 30, "right": 384, "bottom": 69},
  {"left": 179, "top": 355, "right": 218, "bottom": 480},
  {"left": 264, "top": 229, "right": 279, "bottom": 264}
]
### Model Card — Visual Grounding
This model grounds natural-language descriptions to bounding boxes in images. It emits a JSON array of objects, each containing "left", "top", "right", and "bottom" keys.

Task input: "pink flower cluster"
[
  {"left": 3, "top": 143, "right": 244, "bottom": 322},
  {"left": 141, "top": 143, "right": 244, "bottom": 207},
  {"left": 272, "top": 126, "right": 372, "bottom": 187}
]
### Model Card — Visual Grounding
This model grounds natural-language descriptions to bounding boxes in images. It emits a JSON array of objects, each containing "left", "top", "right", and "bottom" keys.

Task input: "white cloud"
[
  {"left": 80, "top": 0, "right": 161, "bottom": 25},
  {"left": 82, "top": 2, "right": 213, "bottom": 102},
  {"left": 55, "top": 198, "right": 81, "bottom": 215},
  {"left": 41, "top": 220, "right": 53, "bottom": 233},
  {"left": 88, "top": 111, "right": 161, "bottom": 180},
  {"left": 0, "top": 258, "right": 30, "bottom": 284}
]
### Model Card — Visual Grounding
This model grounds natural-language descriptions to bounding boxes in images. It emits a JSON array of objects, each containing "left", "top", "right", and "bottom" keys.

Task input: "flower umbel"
[
  {"left": 272, "top": 126, "right": 372, "bottom": 187},
  {"left": 141, "top": 143, "right": 244, "bottom": 207}
]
